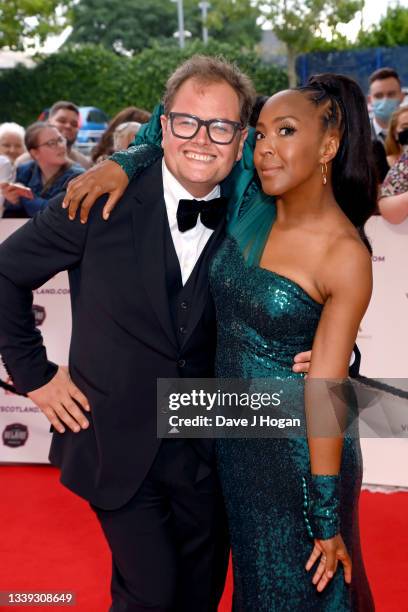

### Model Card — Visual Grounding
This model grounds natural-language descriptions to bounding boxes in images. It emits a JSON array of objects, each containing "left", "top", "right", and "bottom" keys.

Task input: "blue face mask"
[{"left": 372, "top": 98, "right": 400, "bottom": 123}]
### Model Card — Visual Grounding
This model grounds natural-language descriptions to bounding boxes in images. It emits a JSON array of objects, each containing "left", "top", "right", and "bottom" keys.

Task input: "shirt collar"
[
  {"left": 372, "top": 117, "right": 387, "bottom": 137},
  {"left": 162, "top": 159, "right": 221, "bottom": 221}
]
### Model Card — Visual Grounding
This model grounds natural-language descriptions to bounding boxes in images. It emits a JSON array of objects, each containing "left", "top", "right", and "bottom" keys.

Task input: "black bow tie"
[{"left": 177, "top": 197, "right": 227, "bottom": 233}]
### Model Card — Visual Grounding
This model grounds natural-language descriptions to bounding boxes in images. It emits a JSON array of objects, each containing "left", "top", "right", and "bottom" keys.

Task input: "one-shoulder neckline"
[
  {"left": 225, "top": 235, "right": 324, "bottom": 309},
  {"left": 253, "top": 265, "right": 324, "bottom": 308}
]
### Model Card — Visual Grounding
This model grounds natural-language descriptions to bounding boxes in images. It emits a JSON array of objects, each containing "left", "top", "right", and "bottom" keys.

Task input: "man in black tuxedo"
[{"left": 0, "top": 57, "right": 310, "bottom": 611}]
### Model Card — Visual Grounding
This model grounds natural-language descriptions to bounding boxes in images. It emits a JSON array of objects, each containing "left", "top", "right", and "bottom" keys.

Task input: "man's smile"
[{"left": 184, "top": 151, "right": 216, "bottom": 163}]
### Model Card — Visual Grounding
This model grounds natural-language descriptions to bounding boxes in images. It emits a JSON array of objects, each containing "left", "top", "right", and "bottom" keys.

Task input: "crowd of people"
[
  {"left": 0, "top": 65, "right": 407, "bottom": 224},
  {"left": 0, "top": 102, "right": 151, "bottom": 218},
  {"left": 367, "top": 67, "right": 408, "bottom": 223}
]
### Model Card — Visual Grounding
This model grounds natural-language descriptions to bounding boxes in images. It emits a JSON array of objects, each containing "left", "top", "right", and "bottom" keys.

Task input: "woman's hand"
[
  {"left": 1, "top": 182, "right": 33, "bottom": 203},
  {"left": 62, "top": 159, "right": 129, "bottom": 223},
  {"left": 305, "top": 535, "right": 352, "bottom": 592}
]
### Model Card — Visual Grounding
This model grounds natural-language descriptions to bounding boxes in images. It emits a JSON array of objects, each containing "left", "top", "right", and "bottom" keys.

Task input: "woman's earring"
[{"left": 321, "top": 162, "right": 328, "bottom": 185}]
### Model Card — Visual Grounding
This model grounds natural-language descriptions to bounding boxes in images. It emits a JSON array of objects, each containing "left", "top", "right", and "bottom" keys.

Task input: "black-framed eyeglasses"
[
  {"left": 35, "top": 136, "right": 67, "bottom": 149},
  {"left": 169, "top": 112, "right": 243, "bottom": 145}
]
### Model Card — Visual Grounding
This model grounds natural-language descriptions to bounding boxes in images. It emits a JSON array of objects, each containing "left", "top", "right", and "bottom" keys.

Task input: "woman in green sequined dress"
[
  {"left": 210, "top": 74, "right": 376, "bottom": 610},
  {"left": 63, "top": 73, "right": 376, "bottom": 611}
]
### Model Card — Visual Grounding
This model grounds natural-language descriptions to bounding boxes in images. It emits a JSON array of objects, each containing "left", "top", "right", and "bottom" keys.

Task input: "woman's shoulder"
[
  {"left": 328, "top": 229, "right": 370, "bottom": 262},
  {"left": 16, "top": 159, "right": 35, "bottom": 172},
  {"left": 15, "top": 160, "right": 36, "bottom": 181},
  {"left": 314, "top": 205, "right": 370, "bottom": 280},
  {"left": 322, "top": 227, "right": 372, "bottom": 297},
  {"left": 386, "top": 154, "right": 398, "bottom": 167},
  {"left": 324, "top": 209, "right": 369, "bottom": 255},
  {"left": 381, "top": 150, "right": 408, "bottom": 197}
]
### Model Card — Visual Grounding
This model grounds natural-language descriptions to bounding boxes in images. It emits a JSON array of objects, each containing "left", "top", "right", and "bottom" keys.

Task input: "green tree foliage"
[
  {"left": 257, "top": 0, "right": 361, "bottom": 85},
  {"left": 68, "top": 0, "right": 182, "bottom": 54},
  {"left": 0, "top": 42, "right": 288, "bottom": 125},
  {"left": 67, "top": 0, "right": 261, "bottom": 54},
  {"left": 306, "top": 33, "right": 353, "bottom": 52},
  {"left": 0, "top": 0, "right": 73, "bottom": 50},
  {"left": 356, "top": 5, "right": 408, "bottom": 48},
  {"left": 203, "top": 0, "right": 262, "bottom": 48}
]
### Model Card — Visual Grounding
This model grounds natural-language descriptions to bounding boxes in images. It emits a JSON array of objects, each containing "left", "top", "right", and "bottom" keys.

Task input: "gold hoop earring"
[{"left": 321, "top": 162, "right": 328, "bottom": 185}]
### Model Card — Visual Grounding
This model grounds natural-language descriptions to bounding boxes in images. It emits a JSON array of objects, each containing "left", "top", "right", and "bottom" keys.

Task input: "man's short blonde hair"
[{"left": 163, "top": 55, "right": 255, "bottom": 126}]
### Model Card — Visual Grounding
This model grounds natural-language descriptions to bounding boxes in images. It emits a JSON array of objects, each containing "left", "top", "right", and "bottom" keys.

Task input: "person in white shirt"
[
  {"left": 0, "top": 154, "right": 13, "bottom": 217},
  {"left": 0, "top": 123, "right": 25, "bottom": 166}
]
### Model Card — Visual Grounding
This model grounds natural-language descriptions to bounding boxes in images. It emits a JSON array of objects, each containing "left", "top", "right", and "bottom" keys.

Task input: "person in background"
[
  {"left": 1, "top": 122, "right": 84, "bottom": 218},
  {"left": 368, "top": 67, "right": 405, "bottom": 182},
  {"left": 0, "top": 123, "right": 26, "bottom": 215},
  {"left": 379, "top": 146, "right": 408, "bottom": 224},
  {"left": 0, "top": 155, "right": 13, "bottom": 217},
  {"left": 91, "top": 106, "right": 151, "bottom": 163},
  {"left": 16, "top": 102, "right": 92, "bottom": 170},
  {"left": 113, "top": 121, "right": 141, "bottom": 151},
  {"left": 0, "top": 122, "right": 25, "bottom": 166},
  {"left": 384, "top": 105, "right": 408, "bottom": 167}
]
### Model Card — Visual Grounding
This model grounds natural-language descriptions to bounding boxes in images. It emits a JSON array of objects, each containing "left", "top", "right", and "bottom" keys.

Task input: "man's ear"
[{"left": 236, "top": 128, "right": 249, "bottom": 162}]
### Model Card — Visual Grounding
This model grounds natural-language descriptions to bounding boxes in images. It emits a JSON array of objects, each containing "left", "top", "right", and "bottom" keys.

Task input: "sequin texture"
[{"left": 210, "top": 235, "right": 374, "bottom": 611}]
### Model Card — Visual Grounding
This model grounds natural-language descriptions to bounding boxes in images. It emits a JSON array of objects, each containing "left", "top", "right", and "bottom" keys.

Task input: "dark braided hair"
[{"left": 297, "top": 74, "right": 377, "bottom": 252}]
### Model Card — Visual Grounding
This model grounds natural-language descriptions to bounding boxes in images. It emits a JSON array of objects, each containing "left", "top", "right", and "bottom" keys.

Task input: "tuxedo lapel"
[{"left": 130, "top": 161, "right": 178, "bottom": 350}]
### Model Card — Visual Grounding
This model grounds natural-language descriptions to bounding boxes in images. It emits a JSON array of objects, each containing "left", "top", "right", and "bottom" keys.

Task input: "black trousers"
[{"left": 92, "top": 440, "right": 230, "bottom": 612}]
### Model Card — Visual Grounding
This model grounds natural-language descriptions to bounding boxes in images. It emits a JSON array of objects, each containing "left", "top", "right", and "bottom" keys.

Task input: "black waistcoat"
[{"left": 164, "top": 220, "right": 207, "bottom": 349}]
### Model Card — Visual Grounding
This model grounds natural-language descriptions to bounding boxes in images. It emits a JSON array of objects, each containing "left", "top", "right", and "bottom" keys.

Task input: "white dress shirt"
[
  {"left": 162, "top": 159, "right": 221, "bottom": 285},
  {"left": 0, "top": 155, "right": 13, "bottom": 218}
]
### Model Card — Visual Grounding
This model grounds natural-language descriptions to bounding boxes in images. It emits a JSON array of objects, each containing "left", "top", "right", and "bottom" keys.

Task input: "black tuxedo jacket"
[{"left": 0, "top": 161, "right": 226, "bottom": 509}]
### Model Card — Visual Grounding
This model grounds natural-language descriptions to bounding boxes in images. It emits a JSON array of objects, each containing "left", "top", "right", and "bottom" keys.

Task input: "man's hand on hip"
[{"left": 27, "top": 366, "right": 90, "bottom": 434}]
